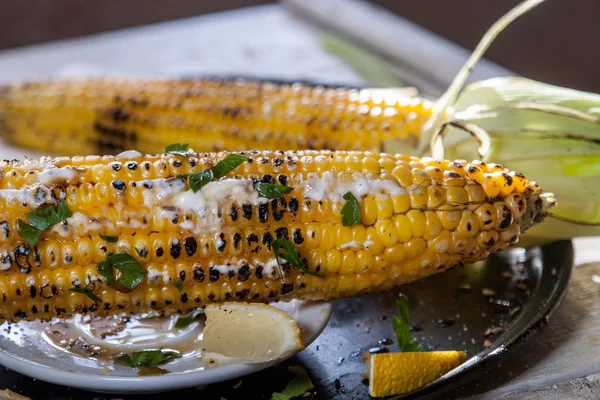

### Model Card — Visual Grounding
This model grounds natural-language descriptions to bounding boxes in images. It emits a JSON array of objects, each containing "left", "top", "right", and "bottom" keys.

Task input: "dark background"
[{"left": 0, "top": 0, "right": 598, "bottom": 92}]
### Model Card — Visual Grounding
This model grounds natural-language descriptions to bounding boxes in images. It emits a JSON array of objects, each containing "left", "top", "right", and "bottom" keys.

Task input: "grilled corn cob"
[
  {"left": 0, "top": 79, "right": 430, "bottom": 156},
  {"left": 0, "top": 150, "right": 553, "bottom": 321}
]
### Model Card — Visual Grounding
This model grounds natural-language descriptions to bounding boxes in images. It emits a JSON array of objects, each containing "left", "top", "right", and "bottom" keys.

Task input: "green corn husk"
[{"left": 441, "top": 77, "right": 600, "bottom": 244}]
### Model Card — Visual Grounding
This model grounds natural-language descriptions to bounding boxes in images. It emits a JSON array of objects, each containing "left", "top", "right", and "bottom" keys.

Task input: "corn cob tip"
[{"left": 518, "top": 191, "right": 556, "bottom": 234}]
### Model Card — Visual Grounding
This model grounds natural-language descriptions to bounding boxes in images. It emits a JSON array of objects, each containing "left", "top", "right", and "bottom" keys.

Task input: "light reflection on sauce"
[{"left": 42, "top": 313, "right": 206, "bottom": 367}]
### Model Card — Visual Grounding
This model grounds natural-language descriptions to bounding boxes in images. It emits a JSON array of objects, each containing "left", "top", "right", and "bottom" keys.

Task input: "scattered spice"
[
  {"left": 368, "top": 347, "right": 389, "bottom": 354},
  {"left": 232, "top": 380, "right": 243, "bottom": 390},
  {"left": 484, "top": 327, "right": 505, "bottom": 336},
  {"left": 508, "top": 306, "right": 521, "bottom": 317},
  {"left": 516, "top": 281, "right": 528, "bottom": 290},
  {"left": 502, "top": 271, "right": 513, "bottom": 279},
  {"left": 137, "top": 366, "right": 169, "bottom": 376},
  {"left": 435, "top": 318, "right": 456, "bottom": 328}
]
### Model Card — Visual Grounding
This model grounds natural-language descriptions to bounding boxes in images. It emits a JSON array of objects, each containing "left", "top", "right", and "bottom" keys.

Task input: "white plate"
[{"left": 0, "top": 300, "right": 332, "bottom": 394}]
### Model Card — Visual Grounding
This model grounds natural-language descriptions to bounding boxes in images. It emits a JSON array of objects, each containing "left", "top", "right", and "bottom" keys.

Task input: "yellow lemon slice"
[
  {"left": 202, "top": 302, "right": 304, "bottom": 366},
  {"left": 368, "top": 351, "right": 466, "bottom": 397}
]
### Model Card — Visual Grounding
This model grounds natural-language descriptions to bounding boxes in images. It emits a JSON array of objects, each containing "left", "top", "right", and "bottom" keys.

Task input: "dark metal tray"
[{"left": 0, "top": 240, "right": 573, "bottom": 399}]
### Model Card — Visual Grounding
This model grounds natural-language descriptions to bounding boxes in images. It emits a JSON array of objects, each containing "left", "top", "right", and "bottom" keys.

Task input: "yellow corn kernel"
[
  {"left": 482, "top": 174, "right": 501, "bottom": 198},
  {"left": 423, "top": 212, "right": 442, "bottom": 241},
  {"left": 437, "top": 210, "right": 461, "bottom": 230},
  {"left": 407, "top": 210, "right": 426, "bottom": 238},
  {"left": 391, "top": 192, "right": 411, "bottom": 214},
  {"left": 376, "top": 195, "right": 394, "bottom": 220},
  {"left": 393, "top": 215, "right": 413, "bottom": 243},
  {"left": 361, "top": 197, "right": 378, "bottom": 226},
  {"left": 474, "top": 203, "right": 497, "bottom": 231},
  {"left": 457, "top": 211, "right": 480, "bottom": 238},
  {"left": 375, "top": 220, "right": 399, "bottom": 248},
  {"left": 428, "top": 230, "right": 453, "bottom": 253}
]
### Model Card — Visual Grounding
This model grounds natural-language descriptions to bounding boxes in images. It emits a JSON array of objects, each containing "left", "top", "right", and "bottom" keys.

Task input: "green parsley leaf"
[
  {"left": 27, "top": 201, "right": 71, "bottom": 231},
  {"left": 97, "top": 253, "right": 146, "bottom": 290},
  {"left": 210, "top": 154, "right": 249, "bottom": 179},
  {"left": 17, "top": 220, "right": 43, "bottom": 246},
  {"left": 164, "top": 143, "right": 190, "bottom": 156},
  {"left": 18, "top": 201, "right": 72, "bottom": 245},
  {"left": 272, "top": 239, "right": 323, "bottom": 278},
  {"left": 100, "top": 235, "right": 119, "bottom": 243},
  {"left": 112, "top": 253, "right": 147, "bottom": 290},
  {"left": 256, "top": 183, "right": 294, "bottom": 199},
  {"left": 174, "top": 309, "right": 205, "bottom": 328},
  {"left": 270, "top": 366, "right": 314, "bottom": 400},
  {"left": 174, "top": 280, "right": 183, "bottom": 292},
  {"left": 97, "top": 258, "right": 115, "bottom": 285},
  {"left": 188, "top": 170, "right": 213, "bottom": 192},
  {"left": 69, "top": 287, "right": 103, "bottom": 303},
  {"left": 341, "top": 191, "right": 361, "bottom": 226},
  {"left": 393, "top": 294, "right": 423, "bottom": 352},
  {"left": 116, "top": 350, "right": 180, "bottom": 368},
  {"left": 182, "top": 154, "right": 249, "bottom": 193}
]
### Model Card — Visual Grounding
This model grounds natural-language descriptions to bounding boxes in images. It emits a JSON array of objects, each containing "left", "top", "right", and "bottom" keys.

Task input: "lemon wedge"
[
  {"left": 202, "top": 303, "right": 304, "bottom": 366},
  {"left": 368, "top": 351, "right": 466, "bottom": 397}
]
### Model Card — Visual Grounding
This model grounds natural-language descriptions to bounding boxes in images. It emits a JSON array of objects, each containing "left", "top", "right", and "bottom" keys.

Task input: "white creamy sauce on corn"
[
  {"left": 116, "top": 150, "right": 143, "bottom": 159},
  {"left": 302, "top": 171, "right": 404, "bottom": 202},
  {"left": 264, "top": 257, "right": 286, "bottom": 277},
  {"left": 14, "top": 156, "right": 58, "bottom": 171},
  {"left": 49, "top": 212, "right": 111, "bottom": 237},
  {"left": 0, "top": 186, "right": 54, "bottom": 208},
  {"left": 36, "top": 166, "right": 83, "bottom": 186},
  {"left": 210, "top": 259, "right": 248, "bottom": 275},
  {"left": 339, "top": 240, "right": 362, "bottom": 249},
  {"left": 140, "top": 179, "right": 187, "bottom": 208},
  {"left": 146, "top": 178, "right": 267, "bottom": 233}
]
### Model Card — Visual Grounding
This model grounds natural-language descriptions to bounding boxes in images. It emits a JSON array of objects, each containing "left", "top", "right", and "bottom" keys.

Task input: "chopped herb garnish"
[
  {"left": 164, "top": 143, "right": 190, "bottom": 156},
  {"left": 181, "top": 154, "right": 249, "bottom": 193},
  {"left": 98, "top": 258, "right": 115, "bottom": 285},
  {"left": 18, "top": 201, "right": 72, "bottom": 245},
  {"left": 17, "top": 220, "right": 43, "bottom": 246},
  {"left": 97, "top": 253, "right": 146, "bottom": 290},
  {"left": 69, "top": 287, "right": 103, "bottom": 303},
  {"left": 270, "top": 365, "right": 314, "bottom": 400},
  {"left": 210, "top": 154, "right": 249, "bottom": 179},
  {"left": 341, "top": 191, "right": 361, "bottom": 226},
  {"left": 188, "top": 170, "right": 213, "bottom": 192},
  {"left": 174, "top": 309, "right": 205, "bottom": 328},
  {"left": 116, "top": 350, "right": 180, "bottom": 368},
  {"left": 100, "top": 235, "right": 119, "bottom": 243},
  {"left": 272, "top": 239, "right": 323, "bottom": 278},
  {"left": 393, "top": 294, "right": 423, "bottom": 352},
  {"left": 174, "top": 279, "right": 183, "bottom": 292},
  {"left": 256, "top": 183, "right": 294, "bottom": 199}
]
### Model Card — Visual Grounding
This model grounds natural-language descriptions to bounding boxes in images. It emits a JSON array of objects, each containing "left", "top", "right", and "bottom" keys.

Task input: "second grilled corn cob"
[
  {"left": 0, "top": 150, "right": 553, "bottom": 321},
  {"left": 0, "top": 79, "right": 430, "bottom": 156}
]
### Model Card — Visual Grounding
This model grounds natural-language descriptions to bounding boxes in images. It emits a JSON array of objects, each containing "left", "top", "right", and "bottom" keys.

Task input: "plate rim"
[{"left": 0, "top": 300, "right": 333, "bottom": 393}]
